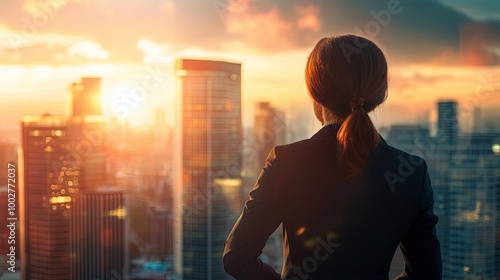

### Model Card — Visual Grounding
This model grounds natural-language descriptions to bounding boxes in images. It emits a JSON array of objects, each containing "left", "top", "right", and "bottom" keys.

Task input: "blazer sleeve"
[
  {"left": 223, "top": 147, "right": 282, "bottom": 280},
  {"left": 395, "top": 161, "right": 442, "bottom": 280}
]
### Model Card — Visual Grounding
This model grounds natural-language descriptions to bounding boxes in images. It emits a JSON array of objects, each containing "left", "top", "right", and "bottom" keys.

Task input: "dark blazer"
[{"left": 223, "top": 123, "right": 442, "bottom": 280}]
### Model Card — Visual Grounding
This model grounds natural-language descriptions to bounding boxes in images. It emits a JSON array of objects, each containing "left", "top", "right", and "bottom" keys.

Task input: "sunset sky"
[{"left": 0, "top": 0, "right": 499, "bottom": 141}]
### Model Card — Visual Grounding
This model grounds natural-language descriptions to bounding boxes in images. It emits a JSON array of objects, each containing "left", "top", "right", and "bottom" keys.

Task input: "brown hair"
[{"left": 306, "top": 35, "right": 388, "bottom": 176}]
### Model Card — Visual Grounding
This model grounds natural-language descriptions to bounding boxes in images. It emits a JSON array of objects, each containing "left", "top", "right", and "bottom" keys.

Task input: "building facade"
[
  {"left": 70, "top": 77, "right": 102, "bottom": 116},
  {"left": 70, "top": 187, "right": 129, "bottom": 280},
  {"left": 173, "top": 59, "right": 242, "bottom": 279},
  {"left": 387, "top": 100, "right": 500, "bottom": 279},
  {"left": 20, "top": 115, "right": 106, "bottom": 280}
]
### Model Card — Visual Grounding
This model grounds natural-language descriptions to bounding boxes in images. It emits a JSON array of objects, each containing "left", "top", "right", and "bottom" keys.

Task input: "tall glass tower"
[{"left": 173, "top": 59, "right": 242, "bottom": 279}]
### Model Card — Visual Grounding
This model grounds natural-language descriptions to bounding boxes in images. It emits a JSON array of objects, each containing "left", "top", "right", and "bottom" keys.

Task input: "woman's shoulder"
[
  {"left": 272, "top": 136, "right": 335, "bottom": 159},
  {"left": 368, "top": 140, "right": 429, "bottom": 182}
]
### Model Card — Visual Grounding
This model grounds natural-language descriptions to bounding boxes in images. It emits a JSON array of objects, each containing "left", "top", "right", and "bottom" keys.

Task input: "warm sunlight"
[{"left": 1, "top": 0, "right": 499, "bottom": 279}]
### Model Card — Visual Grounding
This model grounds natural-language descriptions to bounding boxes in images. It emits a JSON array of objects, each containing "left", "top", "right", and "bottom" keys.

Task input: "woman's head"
[{"left": 306, "top": 35, "right": 388, "bottom": 175}]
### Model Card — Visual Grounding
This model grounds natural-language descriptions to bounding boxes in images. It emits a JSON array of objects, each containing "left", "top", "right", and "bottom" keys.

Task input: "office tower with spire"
[{"left": 173, "top": 59, "right": 242, "bottom": 279}]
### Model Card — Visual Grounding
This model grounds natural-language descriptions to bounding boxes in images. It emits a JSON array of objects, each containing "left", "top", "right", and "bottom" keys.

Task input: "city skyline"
[
  {"left": 1, "top": 0, "right": 500, "bottom": 279},
  {"left": 0, "top": 57, "right": 498, "bottom": 279},
  {"left": 1, "top": 0, "right": 500, "bottom": 137}
]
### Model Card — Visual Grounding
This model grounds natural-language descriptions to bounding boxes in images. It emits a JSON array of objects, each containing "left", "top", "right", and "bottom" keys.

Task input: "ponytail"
[
  {"left": 337, "top": 101, "right": 379, "bottom": 176},
  {"left": 306, "top": 35, "right": 388, "bottom": 176}
]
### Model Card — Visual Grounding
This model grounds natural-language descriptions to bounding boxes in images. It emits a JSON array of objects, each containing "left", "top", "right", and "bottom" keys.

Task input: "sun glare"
[{"left": 102, "top": 84, "right": 154, "bottom": 126}]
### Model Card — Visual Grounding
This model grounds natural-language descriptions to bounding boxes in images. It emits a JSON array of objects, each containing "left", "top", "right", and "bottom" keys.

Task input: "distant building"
[
  {"left": 0, "top": 142, "right": 17, "bottom": 184},
  {"left": 251, "top": 101, "right": 286, "bottom": 272},
  {"left": 20, "top": 115, "right": 106, "bottom": 280},
  {"left": 70, "top": 187, "right": 129, "bottom": 280},
  {"left": 173, "top": 59, "right": 242, "bottom": 279},
  {"left": 387, "top": 100, "right": 500, "bottom": 279},
  {"left": 386, "top": 125, "right": 430, "bottom": 157},
  {"left": 147, "top": 202, "right": 173, "bottom": 259},
  {"left": 446, "top": 133, "right": 500, "bottom": 279},
  {"left": 252, "top": 101, "right": 286, "bottom": 177},
  {"left": 437, "top": 100, "right": 458, "bottom": 146},
  {"left": 70, "top": 77, "right": 102, "bottom": 116}
]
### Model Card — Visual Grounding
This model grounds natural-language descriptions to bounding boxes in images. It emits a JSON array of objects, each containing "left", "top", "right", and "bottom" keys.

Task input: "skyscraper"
[
  {"left": 173, "top": 59, "right": 242, "bottom": 279},
  {"left": 70, "top": 187, "right": 129, "bottom": 280},
  {"left": 251, "top": 101, "right": 286, "bottom": 272},
  {"left": 20, "top": 115, "right": 106, "bottom": 280},
  {"left": 71, "top": 77, "right": 102, "bottom": 116},
  {"left": 446, "top": 133, "right": 500, "bottom": 279},
  {"left": 252, "top": 101, "right": 286, "bottom": 177},
  {"left": 431, "top": 100, "right": 459, "bottom": 279},
  {"left": 437, "top": 100, "right": 458, "bottom": 146}
]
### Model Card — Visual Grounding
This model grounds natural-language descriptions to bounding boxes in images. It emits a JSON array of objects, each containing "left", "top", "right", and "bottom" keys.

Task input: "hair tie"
[{"left": 350, "top": 97, "right": 365, "bottom": 112}]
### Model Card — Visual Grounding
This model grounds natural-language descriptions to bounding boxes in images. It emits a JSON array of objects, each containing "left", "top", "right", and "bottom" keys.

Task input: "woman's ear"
[{"left": 313, "top": 101, "right": 324, "bottom": 125}]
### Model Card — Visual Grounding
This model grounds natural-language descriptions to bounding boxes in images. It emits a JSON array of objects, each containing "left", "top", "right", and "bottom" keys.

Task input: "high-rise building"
[
  {"left": 446, "top": 133, "right": 500, "bottom": 279},
  {"left": 70, "top": 187, "right": 129, "bottom": 280},
  {"left": 173, "top": 59, "right": 242, "bottom": 279},
  {"left": 386, "top": 125, "right": 430, "bottom": 157},
  {"left": 20, "top": 115, "right": 106, "bottom": 280},
  {"left": 70, "top": 77, "right": 102, "bottom": 116},
  {"left": 147, "top": 202, "right": 173, "bottom": 259},
  {"left": 250, "top": 101, "right": 286, "bottom": 272},
  {"left": 252, "top": 102, "right": 286, "bottom": 177},
  {"left": 387, "top": 101, "right": 500, "bottom": 279},
  {"left": 437, "top": 100, "right": 458, "bottom": 146},
  {"left": 431, "top": 100, "right": 458, "bottom": 280},
  {"left": 473, "top": 107, "right": 485, "bottom": 133}
]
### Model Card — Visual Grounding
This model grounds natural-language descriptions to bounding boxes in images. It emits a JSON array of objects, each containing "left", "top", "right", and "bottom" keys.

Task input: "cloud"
[
  {"left": 1, "top": 0, "right": 499, "bottom": 66},
  {"left": 0, "top": 25, "right": 82, "bottom": 49},
  {"left": 296, "top": 5, "right": 321, "bottom": 32},
  {"left": 221, "top": 0, "right": 500, "bottom": 65},
  {"left": 21, "top": 0, "right": 70, "bottom": 16},
  {"left": 67, "top": 40, "right": 109, "bottom": 60},
  {"left": 137, "top": 39, "right": 173, "bottom": 63}
]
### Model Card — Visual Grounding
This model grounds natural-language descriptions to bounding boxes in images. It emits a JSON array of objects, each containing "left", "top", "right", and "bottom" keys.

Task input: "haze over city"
[
  {"left": 1, "top": 0, "right": 500, "bottom": 140},
  {"left": 1, "top": 1, "right": 500, "bottom": 280}
]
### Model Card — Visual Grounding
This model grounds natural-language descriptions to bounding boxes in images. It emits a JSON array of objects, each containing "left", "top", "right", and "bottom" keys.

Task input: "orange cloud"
[
  {"left": 296, "top": 4, "right": 321, "bottom": 32},
  {"left": 225, "top": 2, "right": 293, "bottom": 50}
]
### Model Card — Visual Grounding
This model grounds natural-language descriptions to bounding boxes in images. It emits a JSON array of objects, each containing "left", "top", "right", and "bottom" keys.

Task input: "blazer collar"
[
  {"left": 311, "top": 123, "right": 388, "bottom": 146},
  {"left": 311, "top": 122, "right": 341, "bottom": 139}
]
